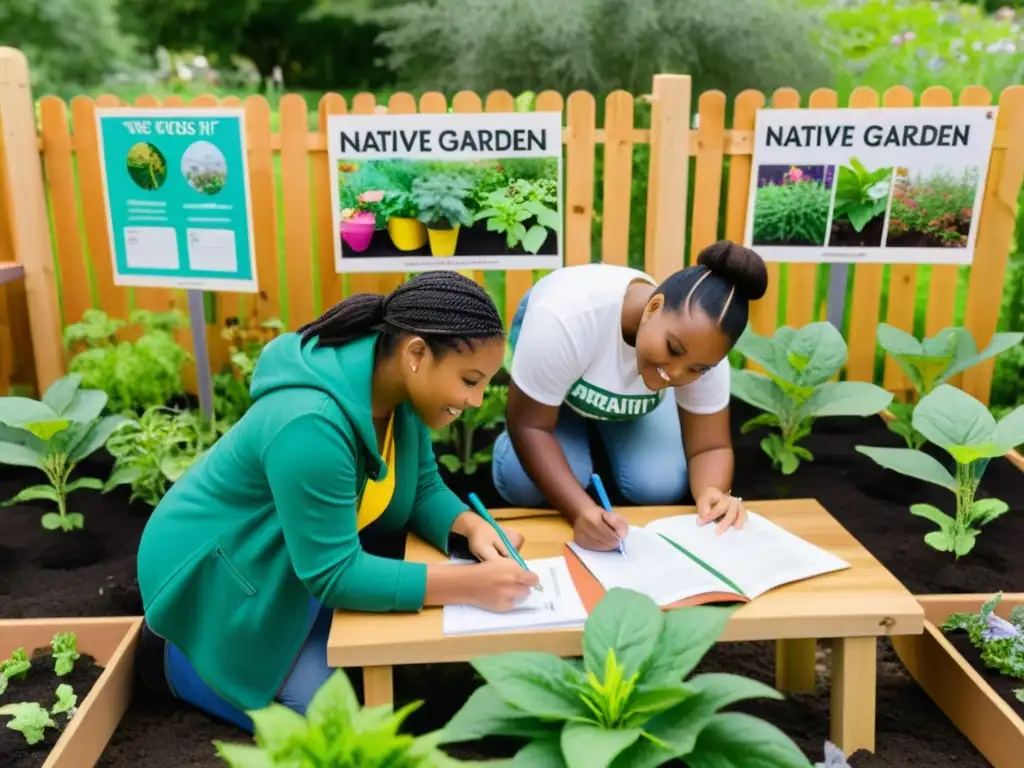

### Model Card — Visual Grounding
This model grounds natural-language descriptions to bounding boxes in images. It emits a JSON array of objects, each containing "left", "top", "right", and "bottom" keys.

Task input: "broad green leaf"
[
  {"left": 854, "top": 446, "right": 956, "bottom": 490},
  {"left": 306, "top": 670, "right": 359, "bottom": 727},
  {"left": 784, "top": 322, "right": 848, "bottom": 386},
  {"left": 734, "top": 327, "right": 788, "bottom": 378},
  {"left": 2, "top": 484, "right": 58, "bottom": 507},
  {"left": 621, "top": 684, "right": 691, "bottom": 722},
  {"left": 62, "top": 390, "right": 108, "bottom": 424},
  {"left": 970, "top": 498, "right": 1009, "bottom": 525},
  {"left": 924, "top": 530, "right": 954, "bottom": 552},
  {"left": 41, "top": 513, "right": 64, "bottom": 531},
  {"left": 780, "top": 451, "right": 800, "bottom": 475},
  {"left": 522, "top": 225, "right": 549, "bottom": 254},
  {"left": 104, "top": 465, "right": 143, "bottom": 491},
  {"left": 803, "top": 381, "right": 892, "bottom": 418},
  {"left": 991, "top": 403, "right": 1024, "bottom": 453},
  {"left": 160, "top": 454, "right": 195, "bottom": 482},
  {"left": 729, "top": 370, "right": 783, "bottom": 416},
  {"left": 912, "top": 385, "right": 995, "bottom": 452},
  {"left": 66, "top": 513, "right": 84, "bottom": 529},
  {"left": 685, "top": 712, "right": 812, "bottom": 767},
  {"left": 942, "top": 330, "right": 1024, "bottom": 381},
  {"left": 0, "top": 398, "right": 60, "bottom": 430},
  {"left": 69, "top": 415, "right": 133, "bottom": 463},
  {"left": 23, "top": 420, "right": 70, "bottom": 441},
  {"left": 953, "top": 531, "right": 977, "bottom": 557},
  {"left": 909, "top": 503, "right": 955, "bottom": 528},
  {"left": 510, "top": 741, "right": 566, "bottom": 767},
  {"left": 66, "top": 477, "right": 103, "bottom": 495},
  {"left": 562, "top": 722, "right": 640, "bottom": 768},
  {"left": 876, "top": 323, "right": 924, "bottom": 359},
  {"left": 247, "top": 703, "right": 308, "bottom": 753},
  {"left": 685, "top": 673, "right": 785, "bottom": 710},
  {"left": 0, "top": 441, "right": 45, "bottom": 469},
  {"left": 212, "top": 742, "right": 276, "bottom": 768},
  {"left": 440, "top": 684, "right": 559, "bottom": 744},
  {"left": 642, "top": 606, "right": 736, "bottom": 686},
  {"left": 584, "top": 588, "right": 662, "bottom": 679},
  {"left": 42, "top": 374, "right": 83, "bottom": 415},
  {"left": 471, "top": 652, "right": 590, "bottom": 720}
]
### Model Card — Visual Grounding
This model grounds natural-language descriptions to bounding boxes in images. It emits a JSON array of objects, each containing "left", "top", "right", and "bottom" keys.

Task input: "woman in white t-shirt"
[{"left": 492, "top": 240, "right": 768, "bottom": 551}]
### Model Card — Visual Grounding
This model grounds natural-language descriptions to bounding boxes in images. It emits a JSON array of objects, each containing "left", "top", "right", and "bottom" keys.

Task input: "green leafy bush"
[
  {"left": 64, "top": 308, "right": 190, "bottom": 415},
  {"left": 0, "top": 374, "right": 129, "bottom": 532},
  {"left": 888, "top": 167, "right": 979, "bottom": 248},
  {"left": 833, "top": 158, "right": 892, "bottom": 233},
  {"left": 942, "top": 591, "right": 1024, "bottom": 702},
  {"left": 856, "top": 385, "right": 1024, "bottom": 558},
  {"left": 730, "top": 322, "right": 894, "bottom": 474},
  {"left": 440, "top": 588, "right": 809, "bottom": 766},
  {"left": 876, "top": 323, "right": 1022, "bottom": 449},
  {"left": 213, "top": 316, "right": 284, "bottom": 425},
  {"left": 751, "top": 179, "right": 831, "bottom": 246},
  {"left": 413, "top": 174, "right": 474, "bottom": 229}
]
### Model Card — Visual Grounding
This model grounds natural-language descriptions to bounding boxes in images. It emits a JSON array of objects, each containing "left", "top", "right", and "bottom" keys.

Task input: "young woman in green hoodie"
[{"left": 135, "top": 271, "right": 536, "bottom": 731}]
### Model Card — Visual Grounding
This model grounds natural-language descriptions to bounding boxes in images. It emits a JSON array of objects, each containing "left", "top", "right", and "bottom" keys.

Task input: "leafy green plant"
[
  {"left": 105, "top": 406, "right": 224, "bottom": 507},
  {"left": 876, "top": 323, "right": 1023, "bottom": 449},
  {"left": 856, "top": 385, "right": 1024, "bottom": 558},
  {"left": 751, "top": 178, "right": 831, "bottom": 246},
  {"left": 0, "top": 375, "right": 130, "bottom": 531},
  {"left": 888, "top": 167, "right": 978, "bottom": 248},
  {"left": 440, "top": 588, "right": 809, "bottom": 767},
  {"left": 730, "top": 322, "right": 894, "bottom": 474},
  {"left": 64, "top": 308, "right": 190, "bottom": 415},
  {"left": 0, "top": 648, "right": 30, "bottom": 697},
  {"left": 51, "top": 632, "right": 80, "bottom": 677},
  {"left": 412, "top": 174, "right": 474, "bottom": 230},
  {"left": 832, "top": 157, "right": 892, "bottom": 232},
  {"left": 213, "top": 315, "right": 283, "bottom": 425},
  {"left": 474, "top": 188, "right": 561, "bottom": 254},
  {"left": 432, "top": 383, "right": 508, "bottom": 475},
  {"left": 942, "top": 591, "right": 1024, "bottom": 702},
  {"left": 214, "top": 669, "right": 484, "bottom": 767},
  {"left": 379, "top": 190, "right": 420, "bottom": 220},
  {"left": 0, "top": 684, "right": 77, "bottom": 746}
]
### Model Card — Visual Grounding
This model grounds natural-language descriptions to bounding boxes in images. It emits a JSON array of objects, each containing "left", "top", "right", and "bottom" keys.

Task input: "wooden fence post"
[
  {"left": 645, "top": 74, "right": 692, "bottom": 282},
  {"left": 0, "top": 48, "right": 64, "bottom": 392}
]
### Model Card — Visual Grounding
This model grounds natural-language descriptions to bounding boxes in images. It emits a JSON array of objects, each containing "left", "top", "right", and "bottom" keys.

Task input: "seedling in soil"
[
  {"left": 0, "top": 374, "right": 130, "bottom": 532},
  {"left": 51, "top": 633, "right": 79, "bottom": 677},
  {"left": 876, "top": 323, "right": 1023, "bottom": 449},
  {"left": 0, "top": 684, "right": 78, "bottom": 746},
  {"left": 0, "top": 648, "right": 31, "bottom": 697},
  {"left": 441, "top": 588, "right": 809, "bottom": 767},
  {"left": 730, "top": 322, "right": 893, "bottom": 474},
  {"left": 214, "top": 669, "right": 465, "bottom": 767},
  {"left": 856, "top": 385, "right": 1024, "bottom": 558},
  {"left": 943, "top": 592, "right": 1024, "bottom": 693}
]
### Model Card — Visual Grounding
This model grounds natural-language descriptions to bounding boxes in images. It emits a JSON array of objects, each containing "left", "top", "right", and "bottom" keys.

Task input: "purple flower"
[{"left": 982, "top": 613, "right": 1021, "bottom": 642}]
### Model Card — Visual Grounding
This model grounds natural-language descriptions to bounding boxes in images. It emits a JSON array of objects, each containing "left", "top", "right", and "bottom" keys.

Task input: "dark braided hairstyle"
[{"left": 298, "top": 270, "right": 505, "bottom": 358}]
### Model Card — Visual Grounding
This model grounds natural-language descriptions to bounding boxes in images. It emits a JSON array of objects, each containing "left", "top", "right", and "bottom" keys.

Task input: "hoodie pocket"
[{"left": 215, "top": 547, "right": 257, "bottom": 596}]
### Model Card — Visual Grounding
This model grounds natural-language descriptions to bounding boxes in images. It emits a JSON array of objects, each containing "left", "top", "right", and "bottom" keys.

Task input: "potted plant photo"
[
  {"left": 379, "top": 190, "right": 427, "bottom": 251},
  {"left": 339, "top": 190, "right": 383, "bottom": 253},
  {"left": 411, "top": 174, "right": 474, "bottom": 257}
]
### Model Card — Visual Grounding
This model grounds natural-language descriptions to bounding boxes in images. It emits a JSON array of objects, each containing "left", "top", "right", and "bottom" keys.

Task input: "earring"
[{"left": 411, "top": 365, "right": 419, "bottom": 373}]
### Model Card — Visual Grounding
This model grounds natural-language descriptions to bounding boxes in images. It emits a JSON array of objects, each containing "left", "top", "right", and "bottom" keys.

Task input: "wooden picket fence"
[{"left": 1, "top": 47, "right": 1022, "bottom": 406}]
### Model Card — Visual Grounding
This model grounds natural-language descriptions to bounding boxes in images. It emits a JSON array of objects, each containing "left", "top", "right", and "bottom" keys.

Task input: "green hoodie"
[{"left": 137, "top": 332, "right": 467, "bottom": 711}]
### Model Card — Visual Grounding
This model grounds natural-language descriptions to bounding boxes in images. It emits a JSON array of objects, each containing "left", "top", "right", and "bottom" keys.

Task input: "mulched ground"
[
  {"left": 2, "top": 394, "right": 1020, "bottom": 765},
  {"left": 0, "top": 648, "right": 104, "bottom": 768}
]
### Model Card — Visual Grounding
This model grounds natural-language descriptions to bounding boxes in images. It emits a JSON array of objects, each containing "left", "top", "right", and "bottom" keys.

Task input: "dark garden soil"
[
  {"left": 945, "top": 629, "right": 1024, "bottom": 721},
  {"left": 828, "top": 216, "right": 885, "bottom": 248},
  {"left": 342, "top": 220, "right": 559, "bottom": 260},
  {"left": 0, "top": 647, "right": 104, "bottom": 768}
]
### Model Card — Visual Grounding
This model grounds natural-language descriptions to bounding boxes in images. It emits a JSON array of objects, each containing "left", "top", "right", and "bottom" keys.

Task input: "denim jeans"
[
  {"left": 162, "top": 598, "right": 334, "bottom": 733},
  {"left": 493, "top": 288, "right": 689, "bottom": 507}
]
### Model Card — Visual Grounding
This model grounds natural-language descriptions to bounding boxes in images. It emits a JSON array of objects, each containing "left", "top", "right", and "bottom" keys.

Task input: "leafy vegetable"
[
  {"left": 0, "top": 702, "right": 56, "bottom": 745},
  {"left": 0, "top": 375, "right": 130, "bottom": 532},
  {"left": 474, "top": 187, "right": 560, "bottom": 254},
  {"left": 832, "top": 157, "right": 892, "bottom": 232},
  {"left": 876, "top": 324, "right": 1023, "bottom": 449},
  {"left": 213, "top": 315, "right": 283, "bottom": 425},
  {"left": 730, "top": 322, "right": 894, "bottom": 474},
  {"left": 440, "top": 588, "right": 809, "bottom": 767},
  {"left": 0, "top": 648, "right": 31, "bottom": 697},
  {"left": 856, "top": 385, "right": 1024, "bottom": 558},
  {"left": 51, "top": 632, "right": 80, "bottom": 677},
  {"left": 432, "top": 383, "right": 508, "bottom": 475},
  {"left": 943, "top": 592, "right": 1024, "bottom": 687},
  {"left": 64, "top": 308, "right": 190, "bottom": 415},
  {"left": 51, "top": 684, "right": 77, "bottom": 720},
  {"left": 378, "top": 190, "right": 420, "bottom": 220},
  {"left": 213, "top": 669, "right": 484, "bottom": 767},
  {"left": 412, "top": 174, "right": 474, "bottom": 230}
]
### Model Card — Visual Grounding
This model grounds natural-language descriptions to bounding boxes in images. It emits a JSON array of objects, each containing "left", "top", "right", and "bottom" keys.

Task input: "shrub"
[{"left": 751, "top": 179, "right": 831, "bottom": 246}]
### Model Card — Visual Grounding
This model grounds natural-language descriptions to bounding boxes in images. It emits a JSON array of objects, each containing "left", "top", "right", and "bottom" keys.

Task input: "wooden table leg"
[
  {"left": 830, "top": 636, "right": 877, "bottom": 755},
  {"left": 362, "top": 665, "right": 394, "bottom": 707},
  {"left": 775, "top": 638, "right": 817, "bottom": 693}
]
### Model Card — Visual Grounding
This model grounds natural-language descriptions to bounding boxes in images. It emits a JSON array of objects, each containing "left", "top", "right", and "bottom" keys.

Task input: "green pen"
[{"left": 466, "top": 493, "right": 540, "bottom": 588}]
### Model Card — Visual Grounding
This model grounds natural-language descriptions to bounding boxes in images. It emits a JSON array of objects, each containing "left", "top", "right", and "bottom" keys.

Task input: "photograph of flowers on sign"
[
  {"left": 327, "top": 111, "right": 563, "bottom": 273},
  {"left": 742, "top": 105, "right": 997, "bottom": 264}
]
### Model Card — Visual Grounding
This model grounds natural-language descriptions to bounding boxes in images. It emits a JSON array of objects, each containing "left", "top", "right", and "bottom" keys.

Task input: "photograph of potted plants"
[
  {"left": 335, "top": 157, "right": 561, "bottom": 260},
  {"left": 886, "top": 164, "right": 981, "bottom": 249},
  {"left": 826, "top": 156, "right": 893, "bottom": 248},
  {"left": 750, "top": 164, "right": 835, "bottom": 247}
]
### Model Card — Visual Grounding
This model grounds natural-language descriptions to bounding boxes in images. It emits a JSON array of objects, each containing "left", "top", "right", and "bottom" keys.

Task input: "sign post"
[{"left": 95, "top": 107, "right": 258, "bottom": 420}]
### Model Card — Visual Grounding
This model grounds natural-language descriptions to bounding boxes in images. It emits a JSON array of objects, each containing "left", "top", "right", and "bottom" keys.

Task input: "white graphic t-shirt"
[{"left": 510, "top": 263, "right": 731, "bottom": 421}]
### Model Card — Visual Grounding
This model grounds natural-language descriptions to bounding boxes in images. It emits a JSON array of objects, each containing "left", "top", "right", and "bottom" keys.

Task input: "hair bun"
[{"left": 697, "top": 240, "right": 768, "bottom": 301}]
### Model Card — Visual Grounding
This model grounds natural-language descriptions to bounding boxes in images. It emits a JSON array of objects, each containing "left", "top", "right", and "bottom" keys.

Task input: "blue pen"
[{"left": 591, "top": 474, "right": 626, "bottom": 557}]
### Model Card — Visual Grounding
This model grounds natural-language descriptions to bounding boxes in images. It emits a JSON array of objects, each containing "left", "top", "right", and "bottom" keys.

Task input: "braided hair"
[{"left": 298, "top": 270, "right": 505, "bottom": 358}]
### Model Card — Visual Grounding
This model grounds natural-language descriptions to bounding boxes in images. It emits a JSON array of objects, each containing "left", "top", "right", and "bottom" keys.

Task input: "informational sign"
[
  {"left": 95, "top": 108, "right": 258, "bottom": 291},
  {"left": 743, "top": 107, "right": 998, "bottom": 264},
  {"left": 326, "top": 111, "right": 564, "bottom": 273}
]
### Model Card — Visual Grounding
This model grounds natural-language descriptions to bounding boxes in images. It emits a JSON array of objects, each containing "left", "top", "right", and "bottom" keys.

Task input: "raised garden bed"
[
  {"left": 0, "top": 617, "right": 140, "bottom": 768},
  {"left": 893, "top": 594, "right": 1024, "bottom": 768}
]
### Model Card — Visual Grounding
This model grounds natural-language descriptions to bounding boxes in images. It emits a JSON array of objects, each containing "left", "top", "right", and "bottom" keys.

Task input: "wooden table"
[{"left": 328, "top": 498, "right": 924, "bottom": 755}]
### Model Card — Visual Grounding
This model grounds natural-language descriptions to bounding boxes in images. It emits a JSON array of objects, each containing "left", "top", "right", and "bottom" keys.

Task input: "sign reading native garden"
[
  {"left": 743, "top": 107, "right": 998, "bottom": 264},
  {"left": 326, "top": 112, "right": 564, "bottom": 274}
]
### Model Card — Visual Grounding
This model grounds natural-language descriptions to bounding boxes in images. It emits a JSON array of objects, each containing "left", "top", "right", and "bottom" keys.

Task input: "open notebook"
[
  {"left": 442, "top": 556, "right": 588, "bottom": 636},
  {"left": 566, "top": 510, "right": 850, "bottom": 611}
]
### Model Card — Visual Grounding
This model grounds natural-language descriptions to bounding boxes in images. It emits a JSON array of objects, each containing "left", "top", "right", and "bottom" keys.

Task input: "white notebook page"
[
  {"left": 567, "top": 526, "right": 735, "bottom": 605},
  {"left": 442, "top": 557, "right": 588, "bottom": 636},
  {"left": 644, "top": 511, "right": 850, "bottom": 599}
]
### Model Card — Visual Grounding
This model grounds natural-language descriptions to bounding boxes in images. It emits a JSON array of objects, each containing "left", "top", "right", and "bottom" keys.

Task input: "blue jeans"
[
  {"left": 163, "top": 598, "right": 333, "bottom": 732},
  {"left": 494, "top": 288, "right": 689, "bottom": 507}
]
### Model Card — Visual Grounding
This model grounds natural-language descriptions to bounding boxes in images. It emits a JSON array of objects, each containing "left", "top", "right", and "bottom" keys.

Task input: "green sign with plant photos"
[{"left": 743, "top": 106, "right": 997, "bottom": 265}]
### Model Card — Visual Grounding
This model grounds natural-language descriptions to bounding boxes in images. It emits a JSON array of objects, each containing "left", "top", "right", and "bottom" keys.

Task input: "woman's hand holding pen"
[{"left": 572, "top": 505, "right": 629, "bottom": 551}]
